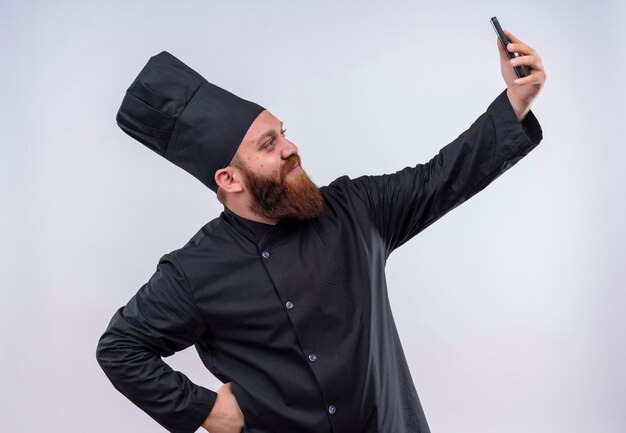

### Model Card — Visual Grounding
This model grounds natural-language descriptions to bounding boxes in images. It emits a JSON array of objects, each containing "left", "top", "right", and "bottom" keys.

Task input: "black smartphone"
[{"left": 490, "top": 16, "right": 527, "bottom": 78}]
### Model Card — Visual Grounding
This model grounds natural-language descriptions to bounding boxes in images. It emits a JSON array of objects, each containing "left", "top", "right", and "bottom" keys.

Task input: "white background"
[{"left": 1, "top": 1, "right": 624, "bottom": 432}]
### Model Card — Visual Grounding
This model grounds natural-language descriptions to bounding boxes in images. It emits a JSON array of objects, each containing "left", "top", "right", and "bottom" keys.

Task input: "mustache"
[{"left": 281, "top": 154, "right": 302, "bottom": 177}]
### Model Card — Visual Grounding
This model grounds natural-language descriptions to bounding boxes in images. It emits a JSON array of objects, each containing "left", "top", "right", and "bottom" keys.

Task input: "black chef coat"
[{"left": 96, "top": 90, "right": 543, "bottom": 433}]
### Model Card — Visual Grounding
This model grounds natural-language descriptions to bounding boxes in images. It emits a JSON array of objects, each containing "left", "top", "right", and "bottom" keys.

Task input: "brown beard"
[{"left": 237, "top": 154, "right": 324, "bottom": 221}]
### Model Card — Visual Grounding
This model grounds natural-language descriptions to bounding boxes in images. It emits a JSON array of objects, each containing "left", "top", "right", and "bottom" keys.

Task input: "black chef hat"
[{"left": 116, "top": 51, "right": 265, "bottom": 192}]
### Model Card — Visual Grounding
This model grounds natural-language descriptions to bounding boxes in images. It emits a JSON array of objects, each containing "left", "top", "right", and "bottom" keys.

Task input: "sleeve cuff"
[
  {"left": 186, "top": 386, "right": 217, "bottom": 433},
  {"left": 521, "top": 109, "right": 543, "bottom": 144},
  {"left": 487, "top": 89, "right": 543, "bottom": 146}
]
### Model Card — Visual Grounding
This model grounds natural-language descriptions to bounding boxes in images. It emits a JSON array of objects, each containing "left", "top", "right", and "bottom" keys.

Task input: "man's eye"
[{"left": 281, "top": 128, "right": 287, "bottom": 137}]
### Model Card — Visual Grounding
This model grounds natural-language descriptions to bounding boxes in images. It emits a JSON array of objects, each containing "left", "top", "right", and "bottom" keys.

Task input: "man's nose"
[{"left": 280, "top": 137, "right": 298, "bottom": 160}]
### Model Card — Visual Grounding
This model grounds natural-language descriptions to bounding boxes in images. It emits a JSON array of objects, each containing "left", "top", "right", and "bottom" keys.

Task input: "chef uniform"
[{"left": 97, "top": 51, "right": 543, "bottom": 433}]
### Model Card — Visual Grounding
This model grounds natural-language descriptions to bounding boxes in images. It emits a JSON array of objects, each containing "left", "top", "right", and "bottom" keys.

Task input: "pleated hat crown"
[{"left": 116, "top": 51, "right": 265, "bottom": 192}]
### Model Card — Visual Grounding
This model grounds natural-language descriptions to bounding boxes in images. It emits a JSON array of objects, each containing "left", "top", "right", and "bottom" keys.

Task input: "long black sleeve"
[
  {"left": 345, "top": 89, "right": 543, "bottom": 256},
  {"left": 96, "top": 255, "right": 216, "bottom": 433}
]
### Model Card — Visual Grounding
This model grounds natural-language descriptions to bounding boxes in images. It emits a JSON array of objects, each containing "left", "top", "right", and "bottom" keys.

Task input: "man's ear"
[{"left": 215, "top": 166, "right": 244, "bottom": 193}]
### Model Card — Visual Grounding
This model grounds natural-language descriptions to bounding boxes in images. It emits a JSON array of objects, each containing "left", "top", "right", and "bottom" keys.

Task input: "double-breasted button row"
[{"left": 261, "top": 248, "right": 332, "bottom": 417}]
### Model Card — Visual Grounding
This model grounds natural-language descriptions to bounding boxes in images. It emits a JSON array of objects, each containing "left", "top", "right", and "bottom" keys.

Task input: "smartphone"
[{"left": 490, "top": 16, "right": 527, "bottom": 78}]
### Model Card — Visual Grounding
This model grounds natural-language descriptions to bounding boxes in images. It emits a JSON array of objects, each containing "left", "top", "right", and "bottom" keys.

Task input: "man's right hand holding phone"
[{"left": 497, "top": 29, "right": 547, "bottom": 121}]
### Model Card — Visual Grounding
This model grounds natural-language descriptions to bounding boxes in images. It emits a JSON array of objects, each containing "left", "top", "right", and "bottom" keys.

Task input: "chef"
[{"left": 97, "top": 30, "right": 546, "bottom": 433}]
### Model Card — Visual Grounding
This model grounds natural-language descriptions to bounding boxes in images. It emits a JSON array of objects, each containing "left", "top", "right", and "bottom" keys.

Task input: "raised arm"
[{"left": 343, "top": 31, "right": 546, "bottom": 255}]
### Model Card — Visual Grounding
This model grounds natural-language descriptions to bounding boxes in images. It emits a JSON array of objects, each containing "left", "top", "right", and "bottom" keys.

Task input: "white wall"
[{"left": 1, "top": 1, "right": 624, "bottom": 432}]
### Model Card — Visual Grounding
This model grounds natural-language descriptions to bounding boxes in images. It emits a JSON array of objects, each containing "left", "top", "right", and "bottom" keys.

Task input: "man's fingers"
[
  {"left": 510, "top": 54, "right": 544, "bottom": 72},
  {"left": 508, "top": 42, "right": 537, "bottom": 56},
  {"left": 503, "top": 30, "right": 524, "bottom": 44},
  {"left": 503, "top": 30, "right": 537, "bottom": 56},
  {"left": 503, "top": 29, "right": 522, "bottom": 43},
  {"left": 511, "top": 70, "right": 546, "bottom": 86}
]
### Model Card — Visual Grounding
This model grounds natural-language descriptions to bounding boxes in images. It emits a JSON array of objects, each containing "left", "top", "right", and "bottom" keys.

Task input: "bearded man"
[{"left": 97, "top": 29, "right": 546, "bottom": 433}]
